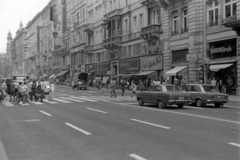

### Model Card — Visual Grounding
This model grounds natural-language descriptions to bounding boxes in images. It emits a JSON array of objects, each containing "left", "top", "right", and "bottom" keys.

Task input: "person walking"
[
  {"left": 17, "top": 82, "right": 23, "bottom": 104},
  {"left": 9, "top": 81, "right": 15, "bottom": 101},
  {"left": 22, "top": 82, "right": 29, "bottom": 104},
  {"left": 139, "top": 80, "right": 145, "bottom": 91},
  {"left": 110, "top": 80, "right": 117, "bottom": 98},
  {"left": 36, "top": 82, "right": 43, "bottom": 102},
  {"left": 211, "top": 77, "right": 217, "bottom": 86},
  {"left": 180, "top": 77, "right": 186, "bottom": 90},
  {"left": 131, "top": 81, "right": 137, "bottom": 97},
  {"left": 174, "top": 77, "right": 179, "bottom": 86},
  {"left": 106, "top": 79, "right": 109, "bottom": 90},
  {"left": 31, "top": 81, "right": 37, "bottom": 101},
  {"left": 49, "top": 82, "right": 55, "bottom": 101},
  {"left": 120, "top": 79, "right": 126, "bottom": 96}
]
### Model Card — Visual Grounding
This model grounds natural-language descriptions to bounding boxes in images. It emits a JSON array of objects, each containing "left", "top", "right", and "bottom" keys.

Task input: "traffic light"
[
  {"left": 50, "top": 7, "right": 54, "bottom": 21},
  {"left": 200, "top": 65, "right": 204, "bottom": 71}
]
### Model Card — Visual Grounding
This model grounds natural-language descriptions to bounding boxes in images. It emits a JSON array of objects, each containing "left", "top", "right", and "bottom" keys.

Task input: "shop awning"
[
  {"left": 135, "top": 71, "right": 156, "bottom": 76},
  {"left": 49, "top": 74, "right": 55, "bottom": 78},
  {"left": 165, "top": 66, "right": 187, "bottom": 76},
  {"left": 122, "top": 74, "right": 136, "bottom": 77},
  {"left": 56, "top": 70, "right": 69, "bottom": 77},
  {"left": 88, "top": 73, "right": 93, "bottom": 76},
  {"left": 210, "top": 63, "right": 233, "bottom": 72},
  {"left": 113, "top": 74, "right": 126, "bottom": 78}
]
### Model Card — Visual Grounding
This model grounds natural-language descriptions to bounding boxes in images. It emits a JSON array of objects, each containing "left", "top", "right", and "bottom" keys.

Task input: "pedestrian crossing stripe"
[
  {"left": 43, "top": 99, "right": 58, "bottom": 104},
  {"left": 30, "top": 101, "right": 44, "bottom": 105},
  {"left": 69, "top": 96, "right": 98, "bottom": 102},
  {"left": 58, "top": 97, "right": 84, "bottom": 103},
  {"left": 54, "top": 98, "right": 72, "bottom": 103},
  {"left": 76, "top": 96, "right": 109, "bottom": 102},
  {"left": 2, "top": 101, "right": 14, "bottom": 107}
]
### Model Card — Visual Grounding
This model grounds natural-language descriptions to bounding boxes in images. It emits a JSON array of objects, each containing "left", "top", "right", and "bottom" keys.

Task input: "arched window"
[{"left": 207, "top": 0, "right": 219, "bottom": 27}]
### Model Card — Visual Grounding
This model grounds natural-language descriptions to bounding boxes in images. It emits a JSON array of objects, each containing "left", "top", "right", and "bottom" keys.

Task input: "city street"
[{"left": 0, "top": 85, "right": 239, "bottom": 160}]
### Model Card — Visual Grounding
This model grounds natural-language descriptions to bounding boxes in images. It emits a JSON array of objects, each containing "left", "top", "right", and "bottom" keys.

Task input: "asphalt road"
[{"left": 0, "top": 85, "right": 239, "bottom": 160}]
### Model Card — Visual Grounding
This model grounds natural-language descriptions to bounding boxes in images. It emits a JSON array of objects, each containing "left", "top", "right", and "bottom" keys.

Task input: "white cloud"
[{"left": 0, "top": 0, "right": 50, "bottom": 52}]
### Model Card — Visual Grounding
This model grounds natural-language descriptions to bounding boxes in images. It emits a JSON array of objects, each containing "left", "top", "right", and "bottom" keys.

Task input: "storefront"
[
  {"left": 208, "top": 38, "right": 237, "bottom": 95},
  {"left": 165, "top": 49, "right": 189, "bottom": 84},
  {"left": 95, "top": 62, "right": 111, "bottom": 83},
  {"left": 136, "top": 54, "right": 163, "bottom": 80}
]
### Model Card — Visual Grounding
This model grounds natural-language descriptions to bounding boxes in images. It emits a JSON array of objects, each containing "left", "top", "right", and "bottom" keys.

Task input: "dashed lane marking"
[
  {"left": 131, "top": 119, "right": 171, "bottom": 129},
  {"left": 129, "top": 153, "right": 147, "bottom": 160},
  {"left": 39, "top": 110, "right": 52, "bottom": 116},
  {"left": 65, "top": 123, "right": 92, "bottom": 135},
  {"left": 228, "top": 142, "right": 240, "bottom": 148},
  {"left": 87, "top": 108, "right": 107, "bottom": 114},
  {"left": 24, "top": 119, "right": 40, "bottom": 122}
]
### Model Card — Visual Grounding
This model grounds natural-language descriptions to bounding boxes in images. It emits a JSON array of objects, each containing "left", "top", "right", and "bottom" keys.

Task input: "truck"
[{"left": 72, "top": 72, "right": 88, "bottom": 90}]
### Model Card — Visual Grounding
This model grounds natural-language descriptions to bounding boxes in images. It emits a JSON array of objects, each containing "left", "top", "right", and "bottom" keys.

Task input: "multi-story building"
[
  {"left": 6, "top": 31, "right": 12, "bottom": 77},
  {"left": 0, "top": 53, "right": 10, "bottom": 78},
  {"left": 12, "top": 21, "right": 27, "bottom": 75}
]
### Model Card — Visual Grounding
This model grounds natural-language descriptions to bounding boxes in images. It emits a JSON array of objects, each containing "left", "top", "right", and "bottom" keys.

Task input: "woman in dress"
[{"left": 49, "top": 82, "right": 55, "bottom": 101}]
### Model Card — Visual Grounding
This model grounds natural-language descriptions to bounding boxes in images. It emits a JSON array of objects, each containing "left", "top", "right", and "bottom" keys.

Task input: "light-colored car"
[
  {"left": 136, "top": 84, "right": 190, "bottom": 109},
  {"left": 41, "top": 81, "right": 51, "bottom": 95},
  {"left": 184, "top": 84, "right": 228, "bottom": 107}
]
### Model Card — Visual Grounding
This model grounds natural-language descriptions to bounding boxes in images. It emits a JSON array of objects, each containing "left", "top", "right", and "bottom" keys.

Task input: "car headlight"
[{"left": 78, "top": 82, "right": 82, "bottom": 85}]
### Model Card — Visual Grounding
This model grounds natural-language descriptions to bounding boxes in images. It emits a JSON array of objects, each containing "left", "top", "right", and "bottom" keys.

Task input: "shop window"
[
  {"left": 171, "top": 49, "right": 187, "bottom": 63},
  {"left": 207, "top": 0, "right": 219, "bottom": 27}
]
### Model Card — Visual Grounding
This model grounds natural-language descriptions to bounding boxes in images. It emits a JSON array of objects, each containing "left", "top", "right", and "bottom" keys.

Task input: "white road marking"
[
  {"left": 93, "top": 96, "right": 123, "bottom": 101},
  {"left": 110, "top": 102, "right": 240, "bottom": 125},
  {"left": 2, "top": 101, "right": 14, "bottom": 107},
  {"left": 59, "top": 97, "right": 84, "bottom": 102},
  {"left": 131, "top": 119, "right": 171, "bottom": 129},
  {"left": 79, "top": 96, "right": 109, "bottom": 101},
  {"left": 184, "top": 106, "right": 204, "bottom": 110},
  {"left": 228, "top": 142, "right": 240, "bottom": 147},
  {"left": 39, "top": 110, "right": 52, "bottom": 116},
  {"left": 43, "top": 99, "right": 58, "bottom": 104},
  {"left": 129, "top": 153, "right": 147, "bottom": 160},
  {"left": 19, "top": 102, "right": 29, "bottom": 106},
  {"left": 70, "top": 96, "right": 98, "bottom": 102},
  {"left": 87, "top": 108, "right": 107, "bottom": 114},
  {"left": 30, "top": 101, "right": 44, "bottom": 105},
  {"left": 65, "top": 123, "right": 91, "bottom": 135},
  {"left": 24, "top": 119, "right": 40, "bottom": 122},
  {"left": 224, "top": 105, "right": 240, "bottom": 109},
  {"left": 54, "top": 98, "right": 72, "bottom": 103}
]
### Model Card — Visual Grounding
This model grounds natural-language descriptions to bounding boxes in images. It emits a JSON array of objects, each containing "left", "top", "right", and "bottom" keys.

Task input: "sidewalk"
[{"left": 57, "top": 85, "right": 240, "bottom": 103}]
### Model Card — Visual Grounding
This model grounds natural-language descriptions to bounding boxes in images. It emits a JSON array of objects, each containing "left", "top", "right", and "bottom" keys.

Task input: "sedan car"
[
  {"left": 136, "top": 84, "right": 190, "bottom": 108},
  {"left": 184, "top": 84, "right": 228, "bottom": 107},
  {"left": 41, "top": 81, "right": 51, "bottom": 95}
]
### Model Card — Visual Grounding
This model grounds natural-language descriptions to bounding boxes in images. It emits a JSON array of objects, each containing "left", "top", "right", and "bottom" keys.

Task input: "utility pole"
[{"left": 203, "top": 0, "right": 207, "bottom": 83}]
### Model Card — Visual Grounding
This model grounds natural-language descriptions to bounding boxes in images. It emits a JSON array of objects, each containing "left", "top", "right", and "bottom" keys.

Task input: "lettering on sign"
[
  {"left": 141, "top": 55, "right": 163, "bottom": 71},
  {"left": 210, "top": 46, "right": 232, "bottom": 54}
]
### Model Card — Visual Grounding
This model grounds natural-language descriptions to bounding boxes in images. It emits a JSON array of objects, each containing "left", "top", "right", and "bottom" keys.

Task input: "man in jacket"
[
  {"left": 9, "top": 81, "right": 15, "bottom": 101},
  {"left": 36, "top": 81, "right": 43, "bottom": 102}
]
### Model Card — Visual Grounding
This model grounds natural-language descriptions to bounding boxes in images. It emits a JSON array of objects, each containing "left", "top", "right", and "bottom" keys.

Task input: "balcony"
[
  {"left": 59, "top": 48, "right": 70, "bottom": 57},
  {"left": 140, "top": 24, "right": 162, "bottom": 40},
  {"left": 104, "top": 9, "right": 122, "bottom": 19},
  {"left": 103, "top": 36, "right": 122, "bottom": 49},
  {"left": 140, "top": 0, "right": 158, "bottom": 7},
  {"left": 94, "top": 43, "right": 103, "bottom": 50},
  {"left": 122, "top": 32, "right": 141, "bottom": 42},
  {"left": 84, "top": 23, "right": 94, "bottom": 33},
  {"left": 84, "top": 45, "right": 94, "bottom": 53},
  {"left": 222, "top": 15, "right": 240, "bottom": 36}
]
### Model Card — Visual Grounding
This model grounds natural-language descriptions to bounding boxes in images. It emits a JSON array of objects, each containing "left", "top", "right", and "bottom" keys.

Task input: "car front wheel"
[
  {"left": 178, "top": 104, "right": 184, "bottom": 108},
  {"left": 196, "top": 99, "right": 203, "bottom": 107},
  {"left": 215, "top": 103, "right": 222, "bottom": 107},
  {"left": 157, "top": 100, "right": 165, "bottom": 108},
  {"left": 137, "top": 98, "right": 144, "bottom": 106}
]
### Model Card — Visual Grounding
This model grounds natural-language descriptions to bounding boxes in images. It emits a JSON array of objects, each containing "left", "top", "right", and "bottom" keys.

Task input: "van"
[{"left": 73, "top": 72, "right": 88, "bottom": 90}]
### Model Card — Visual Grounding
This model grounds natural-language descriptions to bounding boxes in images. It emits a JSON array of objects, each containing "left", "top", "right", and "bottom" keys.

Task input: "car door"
[
  {"left": 151, "top": 86, "right": 163, "bottom": 103},
  {"left": 185, "top": 85, "right": 196, "bottom": 103},
  {"left": 144, "top": 85, "right": 154, "bottom": 103}
]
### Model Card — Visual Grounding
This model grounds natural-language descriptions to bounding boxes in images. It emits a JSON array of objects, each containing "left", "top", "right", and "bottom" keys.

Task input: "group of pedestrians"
[{"left": 0, "top": 80, "right": 55, "bottom": 105}]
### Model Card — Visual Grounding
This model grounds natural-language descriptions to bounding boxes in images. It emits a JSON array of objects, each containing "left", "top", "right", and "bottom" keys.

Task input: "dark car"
[
  {"left": 184, "top": 84, "right": 228, "bottom": 107},
  {"left": 136, "top": 84, "right": 190, "bottom": 108}
]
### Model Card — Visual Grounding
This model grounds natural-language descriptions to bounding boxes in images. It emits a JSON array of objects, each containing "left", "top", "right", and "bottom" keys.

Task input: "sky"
[{"left": 0, "top": 0, "right": 51, "bottom": 53}]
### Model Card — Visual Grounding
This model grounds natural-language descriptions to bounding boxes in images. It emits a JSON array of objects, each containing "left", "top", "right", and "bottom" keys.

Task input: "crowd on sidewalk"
[{"left": 0, "top": 80, "right": 55, "bottom": 104}]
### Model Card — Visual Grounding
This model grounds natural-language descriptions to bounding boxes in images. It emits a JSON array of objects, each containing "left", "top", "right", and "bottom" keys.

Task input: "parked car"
[
  {"left": 183, "top": 84, "right": 228, "bottom": 107},
  {"left": 136, "top": 84, "right": 190, "bottom": 108}
]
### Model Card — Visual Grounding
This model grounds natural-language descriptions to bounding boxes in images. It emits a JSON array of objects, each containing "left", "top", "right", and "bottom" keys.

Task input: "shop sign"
[
  {"left": 210, "top": 46, "right": 232, "bottom": 54},
  {"left": 107, "top": 71, "right": 111, "bottom": 75},
  {"left": 95, "top": 62, "right": 110, "bottom": 75},
  {"left": 141, "top": 55, "right": 163, "bottom": 71},
  {"left": 186, "top": 54, "right": 197, "bottom": 62},
  {"left": 86, "top": 64, "right": 95, "bottom": 73},
  {"left": 81, "top": 65, "right": 85, "bottom": 72},
  {"left": 119, "top": 58, "right": 140, "bottom": 74}
]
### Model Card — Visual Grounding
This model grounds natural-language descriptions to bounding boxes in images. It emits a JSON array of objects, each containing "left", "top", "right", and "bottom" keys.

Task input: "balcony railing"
[
  {"left": 140, "top": 0, "right": 157, "bottom": 6},
  {"left": 84, "top": 23, "right": 94, "bottom": 33},
  {"left": 222, "top": 15, "right": 237, "bottom": 23},
  {"left": 104, "top": 9, "right": 122, "bottom": 18},
  {"left": 84, "top": 45, "right": 94, "bottom": 52},
  {"left": 122, "top": 32, "right": 140, "bottom": 41},
  {"left": 140, "top": 24, "right": 162, "bottom": 39},
  {"left": 181, "top": 27, "right": 188, "bottom": 33},
  {"left": 171, "top": 30, "right": 179, "bottom": 36},
  {"left": 103, "top": 36, "right": 122, "bottom": 49},
  {"left": 94, "top": 43, "right": 103, "bottom": 50}
]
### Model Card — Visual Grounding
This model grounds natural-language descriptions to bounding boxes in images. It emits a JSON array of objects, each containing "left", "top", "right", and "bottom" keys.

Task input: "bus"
[{"left": 12, "top": 74, "right": 29, "bottom": 83}]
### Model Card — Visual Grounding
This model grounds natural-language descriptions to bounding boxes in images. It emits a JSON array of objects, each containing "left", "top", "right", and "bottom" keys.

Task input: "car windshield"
[
  {"left": 202, "top": 85, "right": 219, "bottom": 92},
  {"left": 165, "top": 86, "right": 181, "bottom": 91},
  {"left": 42, "top": 82, "right": 50, "bottom": 86}
]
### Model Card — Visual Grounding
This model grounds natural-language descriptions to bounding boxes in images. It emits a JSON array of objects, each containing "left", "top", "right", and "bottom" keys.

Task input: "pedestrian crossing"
[{"left": 0, "top": 96, "right": 137, "bottom": 107}]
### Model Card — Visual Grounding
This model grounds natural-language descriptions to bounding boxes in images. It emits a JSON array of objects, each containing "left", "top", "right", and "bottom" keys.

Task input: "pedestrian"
[
  {"left": 180, "top": 77, "right": 186, "bottom": 90},
  {"left": 17, "top": 82, "right": 23, "bottom": 104},
  {"left": 106, "top": 79, "right": 109, "bottom": 90},
  {"left": 131, "top": 81, "right": 137, "bottom": 97},
  {"left": 218, "top": 79, "right": 222, "bottom": 92},
  {"left": 49, "top": 82, "right": 55, "bottom": 101},
  {"left": 139, "top": 80, "right": 145, "bottom": 91},
  {"left": 199, "top": 79, "right": 203, "bottom": 84},
  {"left": 36, "top": 81, "right": 43, "bottom": 102},
  {"left": 211, "top": 77, "right": 217, "bottom": 86},
  {"left": 120, "top": 79, "right": 126, "bottom": 96},
  {"left": 32, "top": 81, "right": 37, "bottom": 101},
  {"left": 174, "top": 77, "right": 179, "bottom": 86},
  {"left": 22, "top": 82, "right": 29, "bottom": 104},
  {"left": 110, "top": 80, "right": 117, "bottom": 98},
  {"left": 9, "top": 81, "right": 15, "bottom": 101}
]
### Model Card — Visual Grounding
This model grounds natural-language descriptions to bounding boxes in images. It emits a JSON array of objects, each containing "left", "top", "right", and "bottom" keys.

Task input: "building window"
[
  {"left": 125, "top": 19, "right": 128, "bottom": 35},
  {"left": 182, "top": 10, "right": 188, "bottom": 33},
  {"left": 110, "top": 1, "right": 112, "bottom": 11},
  {"left": 152, "top": 9, "right": 159, "bottom": 24},
  {"left": 133, "top": 16, "right": 137, "bottom": 32},
  {"left": 139, "top": 14, "right": 143, "bottom": 30},
  {"left": 172, "top": 15, "right": 179, "bottom": 36},
  {"left": 207, "top": 0, "right": 219, "bottom": 27},
  {"left": 224, "top": 0, "right": 237, "bottom": 20}
]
